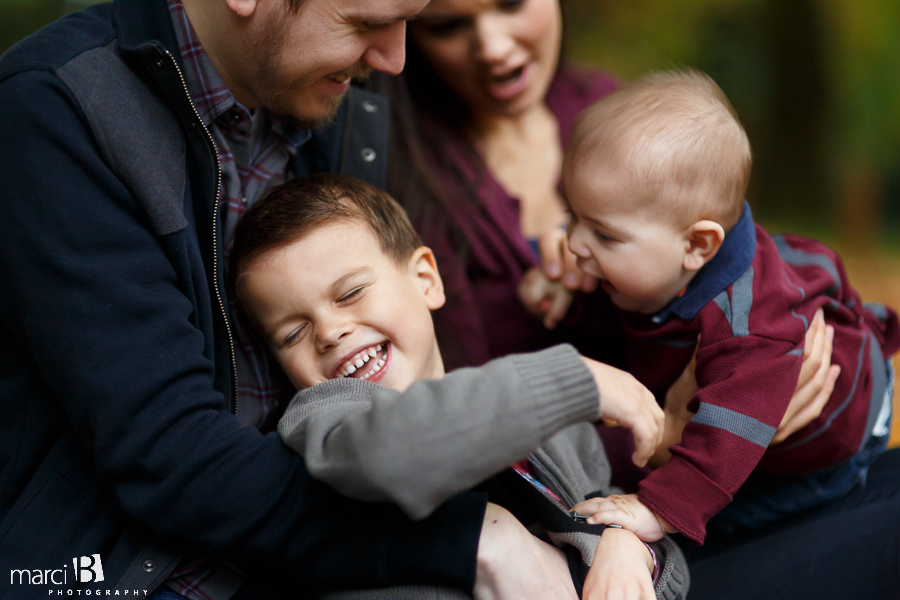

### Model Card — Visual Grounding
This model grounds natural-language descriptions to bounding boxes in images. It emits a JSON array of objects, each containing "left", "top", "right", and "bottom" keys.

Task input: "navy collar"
[{"left": 651, "top": 201, "right": 756, "bottom": 325}]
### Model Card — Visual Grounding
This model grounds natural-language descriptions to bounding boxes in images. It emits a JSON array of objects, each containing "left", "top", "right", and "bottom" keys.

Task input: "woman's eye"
[
  {"left": 417, "top": 17, "right": 468, "bottom": 37},
  {"left": 499, "top": 0, "right": 526, "bottom": 12}
]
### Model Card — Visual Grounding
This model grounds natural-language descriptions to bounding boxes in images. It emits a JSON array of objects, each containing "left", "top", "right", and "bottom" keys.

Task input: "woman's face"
[{"left": 410, "top": 0, "right": 562, "bottom": 119}]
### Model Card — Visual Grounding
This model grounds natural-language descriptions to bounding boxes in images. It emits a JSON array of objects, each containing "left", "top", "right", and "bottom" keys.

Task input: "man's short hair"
[
  {"left": 232, "top": 174, "right": 422, "bottom": 292},
  {"left": 566, "top": 70, "right": 751, "bottom": 230}
]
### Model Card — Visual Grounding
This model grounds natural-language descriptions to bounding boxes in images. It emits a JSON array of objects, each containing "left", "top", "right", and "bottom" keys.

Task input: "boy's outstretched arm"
[{"left": 570, "top": 494, "right": 677, "bottom": 543}]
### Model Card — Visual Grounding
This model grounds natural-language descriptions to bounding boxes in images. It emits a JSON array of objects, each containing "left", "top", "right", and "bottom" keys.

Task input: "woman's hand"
[
  {"left": 653, "top": 308, "right": 839, "bottom": 465},
  {"left": 582, "top": 528, "right": 656, "bottom": 600},
  {"left": 772, "top": 308, "right": 840, "bottom": 444},
  {"left": 474, "top": 503, "right": 578, "bottom": 600},
  {"left": 538, "top": 228, "right": 598, "bottom": 292}
]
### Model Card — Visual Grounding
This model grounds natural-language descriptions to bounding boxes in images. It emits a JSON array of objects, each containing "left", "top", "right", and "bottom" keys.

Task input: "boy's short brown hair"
[
  {"left": 566, "top": 70, "right": 751, "bottom": 231},
  {"left": 232, "top": 174, "right": 422, "bottom": 293}
]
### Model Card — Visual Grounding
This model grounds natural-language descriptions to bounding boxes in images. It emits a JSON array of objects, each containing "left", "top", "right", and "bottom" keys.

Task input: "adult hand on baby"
[
  {"left": 582, "top": 528, "right": 656, "bottom": 600},
  {"left": 474, "top": 503, "right": 579, "bottom": 600},
  {"left": 570, "top": 494, "right": 675, "bottom": 543},
  {"left": 773, "top": 308, "right": 840, "bottom": 444},
  {"left": 580, "top": 358, "right": 664, "bottom": 468},
  {"left": 519, "top": 267, "right": 575, "bottom": 329},
  {"left": 538, "top": 227, "right": 598, "bottom": 292}
]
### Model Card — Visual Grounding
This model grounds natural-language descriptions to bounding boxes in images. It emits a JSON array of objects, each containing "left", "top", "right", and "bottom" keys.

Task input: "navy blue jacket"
[{"left": 0, "top": 1, "right": 486, "bottom": 597}]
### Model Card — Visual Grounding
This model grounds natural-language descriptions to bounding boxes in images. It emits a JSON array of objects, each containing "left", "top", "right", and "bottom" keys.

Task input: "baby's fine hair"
[
  {"left": 231, "top": 174, "right": 422, "bottom": 289},
  {"left": 566, "top": 70, "right": 751, "bottom": 230}
]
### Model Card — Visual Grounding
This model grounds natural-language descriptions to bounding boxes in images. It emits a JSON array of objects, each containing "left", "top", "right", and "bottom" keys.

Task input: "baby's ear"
[
  {"left": 683, "top": 220, "right": 725, "bottom": 272},
  {"left": 409, "top": 247, "right": 446, "bottom": 310}
]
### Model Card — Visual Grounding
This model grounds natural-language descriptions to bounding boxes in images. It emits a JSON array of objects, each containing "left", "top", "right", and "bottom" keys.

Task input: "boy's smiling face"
[{"left": 239, "top": 218, "right": 446, "bottom": 392}]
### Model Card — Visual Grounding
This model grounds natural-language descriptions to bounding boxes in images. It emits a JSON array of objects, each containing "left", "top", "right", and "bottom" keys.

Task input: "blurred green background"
[{"left": 2, "top": 0, "right": 899, "bottom": 443}]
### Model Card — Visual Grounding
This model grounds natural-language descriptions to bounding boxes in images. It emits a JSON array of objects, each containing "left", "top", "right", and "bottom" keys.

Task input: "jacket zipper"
[
  {"left": 163, "top": 49, "right": 239, "bottom": 416},
  {"left": 527, "top": 453, "right": 577, "bottom": 508}
]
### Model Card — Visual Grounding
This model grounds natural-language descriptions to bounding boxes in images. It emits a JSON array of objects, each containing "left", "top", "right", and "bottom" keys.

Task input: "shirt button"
[
  {"left": 362, "top": 100, "right": 378, "bottom": 113},
  {"left": 361, "top": 148, "right": 377, "bottom": 163},
  {"left": 142, "top": 561, "right": 155, "bottom": 572}
]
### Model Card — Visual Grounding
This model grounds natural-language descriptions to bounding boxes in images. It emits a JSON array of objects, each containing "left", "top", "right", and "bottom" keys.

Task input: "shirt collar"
[
  {"left": 651, "top": 201, "right": 756, "bottom": 324},
  {"left": 166, "top": 0, "right": 310, "bottom": 149}
]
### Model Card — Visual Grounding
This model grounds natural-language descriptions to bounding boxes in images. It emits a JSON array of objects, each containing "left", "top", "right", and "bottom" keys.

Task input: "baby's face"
[
  {"left": 239, "top": 219, "right": 446, "bottom": 391},
  {"left": 564, "top": 157, "right": 692, "bottom": 314}
]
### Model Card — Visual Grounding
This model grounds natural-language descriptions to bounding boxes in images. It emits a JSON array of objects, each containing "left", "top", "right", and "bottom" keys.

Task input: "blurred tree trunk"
[{"left": 756, "top": 0, "right": 833, "bottom": 222}]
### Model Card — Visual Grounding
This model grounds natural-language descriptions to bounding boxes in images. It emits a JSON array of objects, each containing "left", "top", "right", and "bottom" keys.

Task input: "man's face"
[
  {"left": 239, "top": 219, "right": 446, "bottom": 391},
  {"left": 238, "top": 0, "right": 428, "bottom": 127},
  {"left": 564, "top": 156, "right": 692, "bottom": 315}
]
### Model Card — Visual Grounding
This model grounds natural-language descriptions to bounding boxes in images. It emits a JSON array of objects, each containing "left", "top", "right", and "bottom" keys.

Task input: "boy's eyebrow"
[{"left": 329, "top": 267, "right": 373, "bottom": 297}]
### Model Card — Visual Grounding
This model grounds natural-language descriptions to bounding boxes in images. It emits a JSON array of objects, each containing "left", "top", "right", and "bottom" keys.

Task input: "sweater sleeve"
[
  {"left": 278, "top": 344, "right": 600, "bottom": 519},
  {"left": 638, "top": 332, "right": 801, "bottom": 544},
  {"left": 0, "top": 69, "right": 486, "bottom": 592}
]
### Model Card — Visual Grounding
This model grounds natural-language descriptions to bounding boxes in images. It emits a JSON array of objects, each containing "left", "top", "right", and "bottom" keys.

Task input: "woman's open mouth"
[{"left": 485, "top": 64, "right": 530, "bottom": 101}]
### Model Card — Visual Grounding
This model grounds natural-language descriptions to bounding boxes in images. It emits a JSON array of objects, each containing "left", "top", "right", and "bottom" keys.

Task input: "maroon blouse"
[{"left": 420, "top": 64, "right": 622, "bottom": 370}]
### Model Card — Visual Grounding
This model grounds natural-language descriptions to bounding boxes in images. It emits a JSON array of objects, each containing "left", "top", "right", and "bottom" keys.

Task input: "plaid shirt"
[{"left": 165, "top": 2, "right": 310, "bottom": 597}]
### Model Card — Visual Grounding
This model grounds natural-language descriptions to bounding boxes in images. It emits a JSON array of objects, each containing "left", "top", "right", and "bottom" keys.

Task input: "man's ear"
[
  {"left": 224, "top": 0, "right": 258, "bottom": 18},
  {"left": 683, "top": 220, "right": 725, "bottom": 272},
  {"left": 409, "top": 247, "right": 446, "bottom": 310}
]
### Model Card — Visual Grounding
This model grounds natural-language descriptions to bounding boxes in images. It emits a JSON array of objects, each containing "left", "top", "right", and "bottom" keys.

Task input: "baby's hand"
[
  {"left": 571, "top": 494, "right": 675, "bottom": 543},
  {"left": 518, "top": 267, "right": 575, "bottom": 330}
]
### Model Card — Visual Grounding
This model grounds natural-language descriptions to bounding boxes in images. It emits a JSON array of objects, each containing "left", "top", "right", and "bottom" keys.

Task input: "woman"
[
  {"left": 371, "top": 0, "right": 613, "bottom": 370},
  {"left": 365, "top": 0, "right": 900, "bottom": 598}
]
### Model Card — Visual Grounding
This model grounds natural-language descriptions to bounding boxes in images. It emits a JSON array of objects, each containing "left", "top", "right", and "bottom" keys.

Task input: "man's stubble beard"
[{"left": 249, "top": 11, "right": 372, "bottom": 130}]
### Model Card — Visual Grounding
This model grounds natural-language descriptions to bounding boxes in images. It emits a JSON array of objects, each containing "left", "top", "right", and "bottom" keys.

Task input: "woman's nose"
[{"left": 474, "top": 15, "right": 515, "bottom": 63}]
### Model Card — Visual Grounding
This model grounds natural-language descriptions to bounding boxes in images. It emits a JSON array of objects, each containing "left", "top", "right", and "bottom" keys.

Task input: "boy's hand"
[
  {"left": 570, "top": 494, "right": 675, "bottom": 543},
  {"left": 518, "top": 267, "right": 575, "bottom": 329},
  {"left": 580, "top": 358, "right": 664, "bottom": 467},
  {"left": 582, "top": 527, "right": 655, "bottom": 600}
]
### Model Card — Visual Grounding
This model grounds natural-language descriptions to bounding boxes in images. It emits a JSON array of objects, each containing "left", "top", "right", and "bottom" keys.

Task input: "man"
[{"left": 0, "top": 0, "right": 662, "bottom": 598}]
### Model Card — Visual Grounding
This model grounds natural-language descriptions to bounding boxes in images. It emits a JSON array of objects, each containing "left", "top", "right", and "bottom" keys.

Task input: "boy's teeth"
[
  {"left": 377, "top": 359, "right": 384, "bottom": 368},
  {"left": 363, "top": 354, "right": 370, "bottom": 363},
  {"left": 355, "top": 358, "right": 364, "bottom": 368},
  {"left": 347, "top": 364, "right": 356, "bottom": 374},
  {"left": 376, "top": 344, "right": 382, "bottom": 351},
  {"left": 335, "top": 343, "right": 388, "bottom": 379},
  {"left": 369, "top": 348, "right": 377, "bottom": 357}
]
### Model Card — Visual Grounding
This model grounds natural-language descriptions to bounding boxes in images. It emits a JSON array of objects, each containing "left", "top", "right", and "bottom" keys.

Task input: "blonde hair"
[{"left": 566, "top": 70, "right": 751, "bottom": 231}]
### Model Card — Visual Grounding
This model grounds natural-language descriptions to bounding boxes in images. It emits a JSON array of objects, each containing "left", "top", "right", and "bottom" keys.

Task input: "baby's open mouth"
[{"left": 334, "top": 342, "right": 389, "bottom": 380}]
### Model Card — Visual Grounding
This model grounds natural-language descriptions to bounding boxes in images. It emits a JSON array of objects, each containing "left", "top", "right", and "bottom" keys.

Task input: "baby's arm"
[{"left": 570, "top": 494, "right": 676, "bottom": 543}]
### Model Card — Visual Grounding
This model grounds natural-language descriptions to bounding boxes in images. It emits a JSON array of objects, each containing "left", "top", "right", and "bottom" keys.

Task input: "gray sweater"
[{"left": 278, "top": 345, "right": 689, "bottom": 599}]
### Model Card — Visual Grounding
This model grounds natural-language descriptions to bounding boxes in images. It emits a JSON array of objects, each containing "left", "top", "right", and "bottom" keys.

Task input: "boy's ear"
[
  {"left": 683, "top": 220, "right": 725, "bottom": 272},
  {"left": 224, "top": 0, "right": 258, "bottom": 18},
  {"left": 409, "top": 247, "right": 446, "bottom": 310}
]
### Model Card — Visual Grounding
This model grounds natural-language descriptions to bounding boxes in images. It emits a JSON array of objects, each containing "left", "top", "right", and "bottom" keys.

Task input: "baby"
[
  {"left": 229, "top": 173, "right": 687, "bottom": 597},
  {"left": 527, "top": 70, "right": 900, "bottom": 545}
]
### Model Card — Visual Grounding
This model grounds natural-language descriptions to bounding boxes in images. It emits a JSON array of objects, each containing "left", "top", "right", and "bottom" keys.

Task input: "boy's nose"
[{"left": 316, "top": 313, "right": 354, "bottom": 352}]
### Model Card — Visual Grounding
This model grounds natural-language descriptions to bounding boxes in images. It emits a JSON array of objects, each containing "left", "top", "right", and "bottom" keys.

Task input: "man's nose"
[{"left": 362, "top": 21, "right": 407, "bottom": 76}]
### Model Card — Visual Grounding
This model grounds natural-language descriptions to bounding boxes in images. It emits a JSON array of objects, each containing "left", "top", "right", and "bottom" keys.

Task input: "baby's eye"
[{"left": 593, "top": 229, "right": 616, "bottom": 243}]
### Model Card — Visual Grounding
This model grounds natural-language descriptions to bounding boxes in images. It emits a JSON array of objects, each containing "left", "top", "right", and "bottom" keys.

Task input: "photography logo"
[
  {"left": 73, "top": 555, "right": 104, "bottom": 584},
  {"left": 9, "top": 554, "right": 103, "bottom": 586}
]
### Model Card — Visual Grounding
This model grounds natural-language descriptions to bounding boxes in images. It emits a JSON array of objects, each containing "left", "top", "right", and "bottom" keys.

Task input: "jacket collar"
[
  {"left": 114, "top": 0, "right": 181, "bottom": 66},
  {"left": 651, "top": 201, "right": 756, "bottom": 324}
]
